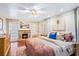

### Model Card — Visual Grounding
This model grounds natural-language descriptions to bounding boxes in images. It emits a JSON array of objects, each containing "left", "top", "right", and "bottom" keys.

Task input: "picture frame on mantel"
[
  {"left": 20, "top": 24, "right": 30, "bottom": 29},
  {"left": 22, "top": 24, "right": 30, "bottom": 28}
]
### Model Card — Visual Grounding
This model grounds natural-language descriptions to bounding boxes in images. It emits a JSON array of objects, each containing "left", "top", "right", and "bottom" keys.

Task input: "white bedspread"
[
  {"left": 40, "top": 37, "right": 74, "bottom": 56},
  {"left": 51, "top": 40, "right": 74, "bottom": 56}
]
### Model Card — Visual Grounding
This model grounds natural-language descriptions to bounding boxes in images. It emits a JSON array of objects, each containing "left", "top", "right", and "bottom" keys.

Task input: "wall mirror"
[{"left": 0, "top": 18, "right": 3, "bottom": 30}]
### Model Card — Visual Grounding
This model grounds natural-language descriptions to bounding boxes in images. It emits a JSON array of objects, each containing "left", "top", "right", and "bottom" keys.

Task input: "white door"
[{"left": 9, "top": 21, "right": 18, "bottom": 42}]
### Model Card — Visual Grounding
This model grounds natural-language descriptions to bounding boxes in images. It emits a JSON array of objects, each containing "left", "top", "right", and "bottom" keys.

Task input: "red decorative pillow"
[{"left": 64, "top": 33, "right": 73, "bottom": 42}]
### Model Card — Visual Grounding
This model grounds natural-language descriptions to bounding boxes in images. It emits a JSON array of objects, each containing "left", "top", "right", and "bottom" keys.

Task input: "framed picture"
[
  {"left": 23, "top": 24, "right": 30, "bottom": 28},
  {"left": 0, "top": 18, "right": 3, "bottom": 30},
  {"left": 20, "top": 24, "right": 30, "bottom": 29},
  {"left": 53, "top": 16, "right": 65, "bottom": 31}
]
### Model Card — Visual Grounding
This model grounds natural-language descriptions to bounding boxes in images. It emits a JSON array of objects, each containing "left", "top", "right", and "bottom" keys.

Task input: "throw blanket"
[{"left": 24, "top": 38, "right": 55, "bottom": 56}]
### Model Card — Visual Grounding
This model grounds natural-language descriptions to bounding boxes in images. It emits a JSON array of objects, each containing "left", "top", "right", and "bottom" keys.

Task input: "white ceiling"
[{"left": 0, "top": 3, "right": 79, "bottom": 22}]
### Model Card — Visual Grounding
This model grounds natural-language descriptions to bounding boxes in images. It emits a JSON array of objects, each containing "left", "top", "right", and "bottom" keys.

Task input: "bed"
[
  {"left": 16, "top": 37, "right": 74, "bottom": 56},
  {"left": 40, "top": 36, "right": 75, "bottom": 56}
]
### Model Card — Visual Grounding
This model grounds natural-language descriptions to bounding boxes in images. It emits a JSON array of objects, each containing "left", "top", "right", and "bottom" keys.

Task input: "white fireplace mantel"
[
  {"left": 19, "top": 28, "right": 31, "bottom": 31},
  {"left": 18, "top": 28, "right": 31, "bottom": 39}
]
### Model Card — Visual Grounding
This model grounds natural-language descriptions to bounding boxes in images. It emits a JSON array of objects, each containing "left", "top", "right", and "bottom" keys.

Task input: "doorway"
[{"left": 7, "top": 19, "right": 19, "bottom": 42}]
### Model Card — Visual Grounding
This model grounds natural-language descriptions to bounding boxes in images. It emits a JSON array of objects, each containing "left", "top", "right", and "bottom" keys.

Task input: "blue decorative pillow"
[{"left": 48, "top": 32, "right": 57, "bottom": 39}]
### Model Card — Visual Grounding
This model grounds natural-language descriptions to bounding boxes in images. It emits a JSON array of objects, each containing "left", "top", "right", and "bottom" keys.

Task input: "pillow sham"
[
  {"left": 48, "top": 32, "right": 57, "bottom": 39},
  {"left": 64, "top": 33, "right": 73, "bottom": 42}
]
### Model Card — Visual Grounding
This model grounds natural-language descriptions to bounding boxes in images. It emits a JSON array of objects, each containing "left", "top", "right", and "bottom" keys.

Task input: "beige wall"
[
  {"left": 38, "top": 22, "right": 45, "bottom": 35},
  {"left": 29, "top": 22, "right": 39, "bottom": 36}
]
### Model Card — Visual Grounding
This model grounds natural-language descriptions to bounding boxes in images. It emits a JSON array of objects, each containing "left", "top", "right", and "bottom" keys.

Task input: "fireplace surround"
[{"left": 19, "top": 29, "right": 31, "bottom": 39}]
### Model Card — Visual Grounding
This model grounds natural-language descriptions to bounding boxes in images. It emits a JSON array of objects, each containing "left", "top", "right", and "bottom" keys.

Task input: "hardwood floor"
[
  {"left": 10, "top": 39, "right": 26, "bottom": 56},
  {"left": 11, "top": 42, "right": 18, "bottom": 56}
]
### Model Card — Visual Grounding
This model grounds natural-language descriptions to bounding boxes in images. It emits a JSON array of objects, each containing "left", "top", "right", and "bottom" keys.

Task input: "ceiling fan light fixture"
[{"left": 31, "top": 10, "right": 38, "bottom": 16}]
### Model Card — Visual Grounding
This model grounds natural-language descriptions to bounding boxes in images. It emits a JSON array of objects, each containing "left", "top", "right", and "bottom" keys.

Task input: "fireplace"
[
  {"left": 22, "top": 34, "right": 28, "bottom": 39},
  {"left": 19, "top": 29, "right": 31, "bottom": 39}
]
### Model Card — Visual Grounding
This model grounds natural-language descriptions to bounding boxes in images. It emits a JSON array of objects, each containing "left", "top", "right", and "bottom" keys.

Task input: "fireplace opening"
[{"left": 22, "top": 34, "right": 28, "bottom": 39}]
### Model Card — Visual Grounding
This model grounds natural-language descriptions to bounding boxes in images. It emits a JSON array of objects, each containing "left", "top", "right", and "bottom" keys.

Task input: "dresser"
[{"left": 0, "top": 35, "right": 10, "bottom": 56}]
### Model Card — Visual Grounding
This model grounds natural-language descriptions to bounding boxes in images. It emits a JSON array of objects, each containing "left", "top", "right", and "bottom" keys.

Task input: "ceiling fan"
[{"left": 17, "top": 5, "right": 41, "bottom": 17}]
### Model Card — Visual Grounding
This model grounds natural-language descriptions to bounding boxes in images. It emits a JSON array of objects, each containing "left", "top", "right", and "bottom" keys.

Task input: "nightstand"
[{"left": 75, "top": 42, "right": 79, "bottom": 56}]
